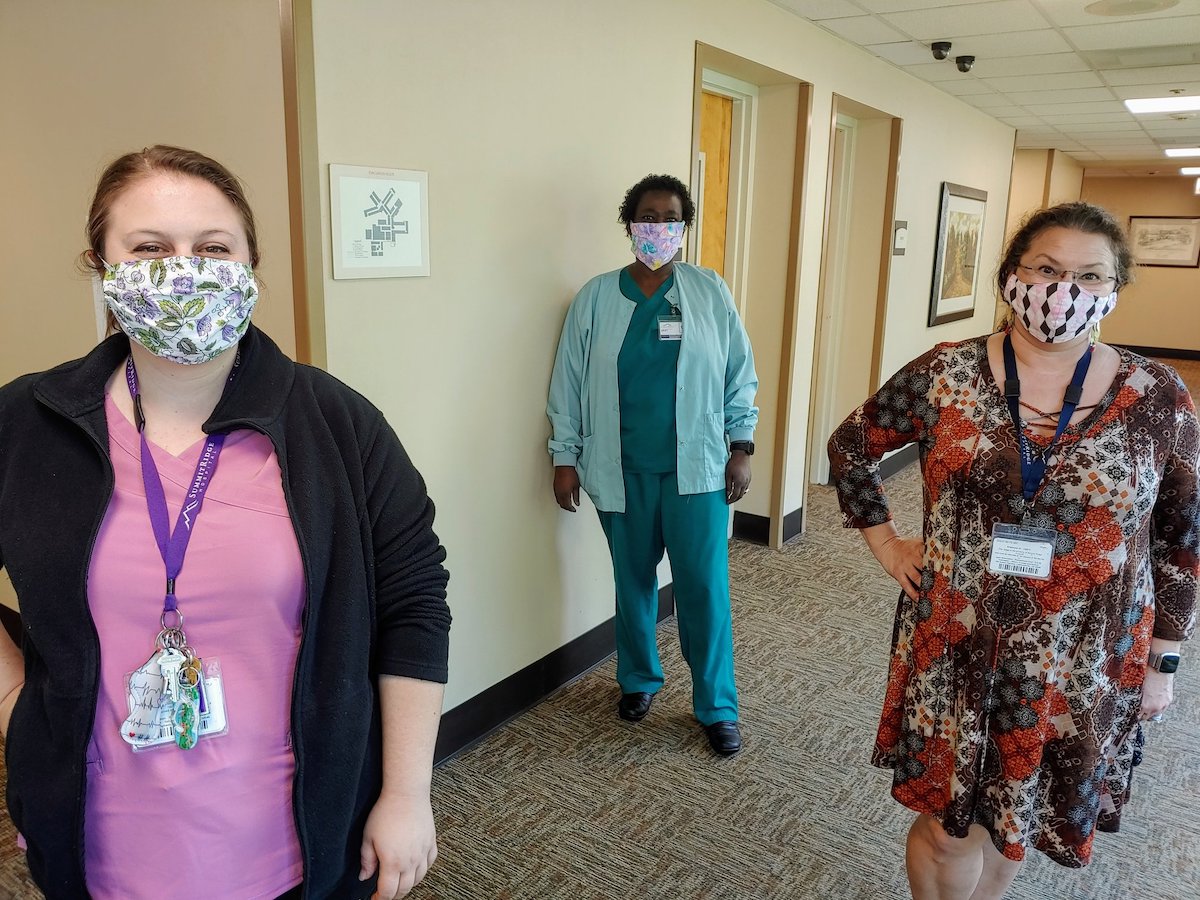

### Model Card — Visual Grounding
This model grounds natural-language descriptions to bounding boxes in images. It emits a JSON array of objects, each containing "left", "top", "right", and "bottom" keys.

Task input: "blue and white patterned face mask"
[{"left": 102, "top": 255, "right": 258, "bottom": 364}]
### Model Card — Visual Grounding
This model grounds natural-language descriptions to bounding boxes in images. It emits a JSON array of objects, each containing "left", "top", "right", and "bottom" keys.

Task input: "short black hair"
[{"left": 618, "top": 174, "right": 696, "bottom": 233}]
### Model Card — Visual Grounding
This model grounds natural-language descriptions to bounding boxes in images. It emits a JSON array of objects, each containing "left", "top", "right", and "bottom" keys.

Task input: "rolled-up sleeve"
[
  {"left": 827, "top": 346, "right": 943, "bottom": 529},
  {"left": 363, "top": 415, "right": 451, "bottom": 682},
  {"left": 547, "top": 289, "right": 590, "bottom": 466},
  {"left": 721, "top": 281, "right": 758, "bottom": 443},
  {"left": 1150, "top": 382, "right": 1199, "bottom": 642}
]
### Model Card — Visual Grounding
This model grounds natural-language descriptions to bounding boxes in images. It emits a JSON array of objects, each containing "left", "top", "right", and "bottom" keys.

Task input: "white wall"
[{"left": 308, "top": 0, "right": 1015, "bottom": 710}]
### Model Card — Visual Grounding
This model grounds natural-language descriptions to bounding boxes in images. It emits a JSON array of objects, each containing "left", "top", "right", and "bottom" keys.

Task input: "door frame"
[{"left": 693, "top": 69, "right": 758, "bottom": 317}]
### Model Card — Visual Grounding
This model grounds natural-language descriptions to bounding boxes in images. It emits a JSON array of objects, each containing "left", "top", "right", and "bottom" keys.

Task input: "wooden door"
[{"left": 699, "top": 91, "right": 732, "bottom": 277}]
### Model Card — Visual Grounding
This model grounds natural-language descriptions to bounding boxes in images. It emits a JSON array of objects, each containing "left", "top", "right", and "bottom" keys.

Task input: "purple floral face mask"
[
  {"left": 630, "top": 222, "right": 685, "bottom": 271},
  {"left": 102, "top": 255, "right": 258, "bottom": 364}
]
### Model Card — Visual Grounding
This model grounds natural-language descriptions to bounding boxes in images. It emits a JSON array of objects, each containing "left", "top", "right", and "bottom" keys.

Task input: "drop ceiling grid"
[{"left": 765, "top": 0, "right": 1200, "bottom": 167}]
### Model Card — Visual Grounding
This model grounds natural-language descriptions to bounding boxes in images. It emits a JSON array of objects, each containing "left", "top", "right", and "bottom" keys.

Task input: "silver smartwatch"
[{"left": 1148, "top": 650, "right": 1181, "bottom": 674}]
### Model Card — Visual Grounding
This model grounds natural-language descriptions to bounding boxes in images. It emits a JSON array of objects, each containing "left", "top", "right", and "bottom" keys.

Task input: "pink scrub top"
[{"left": 82, "top": 393, "right": 306, "bottom": 899}]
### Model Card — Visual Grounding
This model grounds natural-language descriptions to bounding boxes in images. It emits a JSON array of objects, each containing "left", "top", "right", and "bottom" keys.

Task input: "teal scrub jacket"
[{"left": 547, "top": 263, "right": 759, "bottom": 513}]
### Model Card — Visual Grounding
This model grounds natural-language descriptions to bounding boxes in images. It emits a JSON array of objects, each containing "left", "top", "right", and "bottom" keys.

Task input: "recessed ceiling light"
[
  {"left": 1195, "top": 177, "right": 1200, "bottom": 195},
  {"left": 1126, "top": 95, "right": 1200, "bottom": 113},
  {"left": 1180, "top": 166, "right": 1200, "bottom": 175},
  {"left": 1086, "top": 0, "right": 1178, "bottom": 13},
  {"left": 1165, "top": 148, "right": 1200, "bottom": 157}
]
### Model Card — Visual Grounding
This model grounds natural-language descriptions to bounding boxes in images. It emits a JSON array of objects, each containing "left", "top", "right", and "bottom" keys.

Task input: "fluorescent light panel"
[
  {"left": 1164, "top": 148, "right": 1200, "bottom": 157},
  {"left": 1124, "top": 96, "right": 1200, "bottom": 113},
  {"left": 1195, "top": 177, "right": 1200, "bottom": 195},
  {"left": 1181, "top": 166, "right": 1200, "bottom": 174}
]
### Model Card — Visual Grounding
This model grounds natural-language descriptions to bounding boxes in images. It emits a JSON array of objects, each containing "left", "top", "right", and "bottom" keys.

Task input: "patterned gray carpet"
[{"left": 0, "top": 357, "right": 1195, "bottom": 899}]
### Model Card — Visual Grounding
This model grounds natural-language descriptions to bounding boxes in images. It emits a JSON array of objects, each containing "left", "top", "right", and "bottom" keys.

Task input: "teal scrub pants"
[{"left": 597, "top": 471, "right": 738, "bottom": 726}]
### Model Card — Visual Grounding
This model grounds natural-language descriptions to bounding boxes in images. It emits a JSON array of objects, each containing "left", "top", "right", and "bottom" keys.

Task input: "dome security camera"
[
  {"left": 956, "top": 55, "right": 976, "bottom": 73},
  {"left": 931, "top": 41, "right": 952, "bottom": 60}
]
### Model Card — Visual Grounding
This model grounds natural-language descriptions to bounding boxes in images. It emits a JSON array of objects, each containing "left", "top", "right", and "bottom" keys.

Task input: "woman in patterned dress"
[{"left": 828, "top": 202, "right": 1198, "bottom": 899}]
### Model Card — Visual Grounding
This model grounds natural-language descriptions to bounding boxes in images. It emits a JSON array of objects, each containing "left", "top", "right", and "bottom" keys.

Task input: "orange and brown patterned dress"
[{"left": 828, "top": 335, "right": 1199, "bottom": 867}]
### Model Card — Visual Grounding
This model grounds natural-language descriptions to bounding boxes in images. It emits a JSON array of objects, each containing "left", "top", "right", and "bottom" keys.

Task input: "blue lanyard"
[{"left": 1002, "top": 333, "right": 1092, "bottom": 504}]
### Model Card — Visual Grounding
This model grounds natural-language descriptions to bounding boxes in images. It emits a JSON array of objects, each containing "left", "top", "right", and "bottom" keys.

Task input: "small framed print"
[
  {"left": 1128, "top": 216, "right": 1200, "bottom": 268},
  {"left": 928, "top": 182, "right": 987, "bottom": 327},
  {"left": 330, "top": 164, "right": 430, "bottom": 279}
]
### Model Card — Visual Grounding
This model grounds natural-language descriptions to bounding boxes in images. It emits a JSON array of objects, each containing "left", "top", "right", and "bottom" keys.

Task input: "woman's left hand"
[
  {"left": 360, "top": 791, "right": 439, "bottom": 899},
  {"left": 726, "top": 451, "right": 752, "bottom": 504},
  {"left": 1139, "top": 669, "right": 1174, "bottom": 722}
]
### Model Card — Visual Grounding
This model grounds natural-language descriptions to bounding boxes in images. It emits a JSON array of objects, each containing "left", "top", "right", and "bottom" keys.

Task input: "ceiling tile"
[
  {"left": 940, "top": 78, "right": 999, "bottom": 95},
  {"left": 866, "top": 40, "right": 943, "bottom": 65},
  {"left": 1064, "top": 122, "right": 1149, "bottom": 133},
  {"left": 997, "top": 115, "right": 1048, "bottom": 125},
  {"left": 1112, "top": 82, "right": 1200, "bottom": 100},
  {"left": 1063, "top": 16, "right": 1200, "bottom": 51},
  {"left": 963, "top": 91, "right": 1025, "bottom": 108},
  {"left": 820, "top": 15, "right": 910, "bottom": 43},
  {"left": 881, "top": 1, "right": 1050, "bottom": 39},
  {"left": 768, "top": 0, "right": 865, "bottom": 19},
  {"left": 1004, "top": 87, "right": 1119, "bottom": 105},
  {"left": 929, "top": 29, "right": 1073, "bottom": 56},
  {"left": 1067, "top": 152, "right": 1104, "bottom": 160},
  {"left": 984, "top": 71, "right": 1104, "bottom": 93},
  {"left": 1023, "top": 100, "right": 1128, "bottom": 115},
  {"left": 966, "top": 53, "right": 1092, "bottom": 77},
  {"left": 1039, "top": 111, "right": 1144, "bottom": 124},
  {"left": 899, "top": 61, "right": 966, "bottom": 82},
  {"left": 855, "top": 0, "right": 1000, "bottom": 12},
  {"left": 1034, "top": 0, "right": 1190, "bottom": 28},
  {"left": 978, "top": 105, "right": 1029, "bottom": 116},
  {"left": 1102, "top": 64, "right": 1200, "bottom": 86}
]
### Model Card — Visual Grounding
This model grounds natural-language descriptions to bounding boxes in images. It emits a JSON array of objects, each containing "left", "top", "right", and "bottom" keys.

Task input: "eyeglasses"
[{"left": 1016, "top": 263, "right": 1116, "bottom": 291}]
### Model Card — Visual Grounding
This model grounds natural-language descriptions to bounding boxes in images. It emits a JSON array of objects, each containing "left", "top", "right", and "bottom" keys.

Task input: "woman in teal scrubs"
[{"left": 547, "top": 174, "right": 758, "bottom": 756}]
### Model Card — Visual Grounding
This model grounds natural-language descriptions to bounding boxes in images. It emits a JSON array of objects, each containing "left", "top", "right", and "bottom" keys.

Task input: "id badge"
[
  {"left": 121, "top": 653, "right": 230, "bottom": 752},
  {"left": 987, "top": 523, "right": 1056, "bottom": 580},
  {"left": 657, "top": 315, "right": 683, "bottom": 341}
]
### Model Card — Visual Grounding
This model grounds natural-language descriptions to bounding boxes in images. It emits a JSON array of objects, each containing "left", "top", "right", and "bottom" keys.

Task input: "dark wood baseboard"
[
  {"left": 732, "top": 506, "right": 804, "bottom": 545},
  {"left": 878, "top": 444, "right": 919, "bottom": 481},
  {"left": 1114, "top": 344, "right": 1200, "bottom": 362},
  {"left": 433, "top": 584, "right": 675, "bottom": 766}
]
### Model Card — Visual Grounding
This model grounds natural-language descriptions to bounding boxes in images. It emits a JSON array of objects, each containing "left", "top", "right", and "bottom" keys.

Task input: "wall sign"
[{"left": 330, "top": 164, "right": 430, "bottom": 279}]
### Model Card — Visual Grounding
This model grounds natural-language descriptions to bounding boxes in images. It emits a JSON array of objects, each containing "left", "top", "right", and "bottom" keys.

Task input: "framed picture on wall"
[
  {"left": 928, "top": 182, "right": 987, "bottom": 327},
  {"left": 1128, "top": 216, "right": 1200, "bottom": 268},
  {"left": 330, "top": 163, "right": 430, "bottom": 279}
]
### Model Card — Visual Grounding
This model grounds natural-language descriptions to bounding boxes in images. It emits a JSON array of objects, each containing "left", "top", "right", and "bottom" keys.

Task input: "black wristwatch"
[
  {"left": 1148, "top": 651, "right": 1181, "bottom": 674},
  {"left": 729, "top": 441, "right": 755, "bottom": 456}
]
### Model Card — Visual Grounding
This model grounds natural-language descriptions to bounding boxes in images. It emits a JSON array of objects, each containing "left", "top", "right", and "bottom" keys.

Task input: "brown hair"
[
  {"left": 997, "top": 201, "right": 1135, "bottom": 296},
  {"left": 83, "top": 146, "right": 261, "bottom": 333}
]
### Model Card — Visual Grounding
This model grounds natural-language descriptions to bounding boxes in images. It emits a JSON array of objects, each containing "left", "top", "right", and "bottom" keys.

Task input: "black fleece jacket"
[{"left": 0, "top": 326, "right": 451, "bottom": 898}]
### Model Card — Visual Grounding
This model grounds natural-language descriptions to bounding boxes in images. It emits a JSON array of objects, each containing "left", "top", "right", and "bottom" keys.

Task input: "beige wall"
[
  {"left": 1047, "top": 151, "right": 1084, "bottom": 207},
  {"left": 1081, "top": 176, "right": 1200, "bottom": 351},
  {"left": 0, "top": 0, "right": 296, "bottom": 390},
  {"left": 0, "top": 1, "right": 294, "bottom": 612},
  {"left": 309, "top": 0, "right": 1015, "bottom": 709}
]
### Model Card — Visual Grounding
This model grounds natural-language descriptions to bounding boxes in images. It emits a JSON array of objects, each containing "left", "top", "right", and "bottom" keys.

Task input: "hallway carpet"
[{"left": 0, "top": 353, "right": 1195, "bottom": 899}]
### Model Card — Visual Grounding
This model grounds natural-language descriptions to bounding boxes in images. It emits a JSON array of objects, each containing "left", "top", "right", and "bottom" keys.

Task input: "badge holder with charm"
[
  {"left": 118, "top": 356, "right": 232, "bottom": 752},
  {"left": 987, "top": 332, "right": 1092, "bottom": 581}
]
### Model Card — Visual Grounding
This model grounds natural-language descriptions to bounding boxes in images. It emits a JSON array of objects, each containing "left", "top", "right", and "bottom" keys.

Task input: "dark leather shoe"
[
  {"left": 617, "top": 692, "right": 655, "bottom": 722},
  {"left": 704, "top": 721, "right": 743, "bottom": 756}
]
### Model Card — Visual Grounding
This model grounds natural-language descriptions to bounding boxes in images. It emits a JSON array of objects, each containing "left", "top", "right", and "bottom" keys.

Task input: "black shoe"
[
  {"left": 617, "top": 692, "right": 655, "bottom": 722},
  {"left": 704, "top": 721, "right": 743, "bottom": 756}
]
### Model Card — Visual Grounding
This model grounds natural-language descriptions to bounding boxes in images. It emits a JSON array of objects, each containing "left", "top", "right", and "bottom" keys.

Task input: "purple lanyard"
[{"left": 125, "top": 356, "right": 235, "bottom": 625}]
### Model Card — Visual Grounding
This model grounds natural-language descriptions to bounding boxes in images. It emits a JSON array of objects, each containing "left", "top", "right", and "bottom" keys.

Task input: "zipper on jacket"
[{"left": 35, "top": 396, "right": 116, "bottom": 890}]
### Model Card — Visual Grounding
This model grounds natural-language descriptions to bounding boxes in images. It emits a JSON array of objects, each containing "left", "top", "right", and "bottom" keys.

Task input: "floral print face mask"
[
  {"left": 102, "top": 255, "right": 258, "bottom": 365},
  {"left": 630, "top": 222, "right": 685, "bottom": 271}
]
